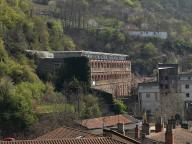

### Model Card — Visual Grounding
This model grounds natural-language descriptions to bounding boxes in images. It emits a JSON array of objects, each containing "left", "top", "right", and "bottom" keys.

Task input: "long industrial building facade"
[
  {"left": 90, "top": 59, "right": 131, "bottom": 97},
  {"left": 27, "top": 50, "right": 132, "bottom": 98}
]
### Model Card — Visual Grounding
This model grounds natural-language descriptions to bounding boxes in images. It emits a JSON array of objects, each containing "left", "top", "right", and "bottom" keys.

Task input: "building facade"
[
  {"left": 178, "top": 74, "right": 192, "bottom": 120},
  {"left": 138, "top": 82, "right": 160, "bottom": 115},
  {"left": 90, "top": 58, "right": 131, "bottom": 98},
  {"left": 30, "top": 51, "right": 132, "bottom": 98},
  {"left": 138, "top": 64, "right": 192, "bottom": 120}
]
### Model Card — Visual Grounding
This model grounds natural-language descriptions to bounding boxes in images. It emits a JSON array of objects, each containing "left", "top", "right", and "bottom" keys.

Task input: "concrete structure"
[
  {"left": 28, "top": 50, "right": 132, "bottom": 98},
  {"left": 178, "top": 73, "right": 192, "bottom": 120},
  {"left": 138, "top": 82, "right": 160, "bottom": 115},
  {"left": 127, "top": 31, "right": 168, "bottom": 39},
  {"left": 158, "top": 64, "right": 179, "bottom": 93},
  {"left": 138, "top": 64, "right": 192, "bottom": 120},
  {"left": 26, "top": 50, "right": 54, "bottom": 58}
]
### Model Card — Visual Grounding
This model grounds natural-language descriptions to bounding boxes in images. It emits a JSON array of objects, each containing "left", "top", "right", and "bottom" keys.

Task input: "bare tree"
[{"left": 158, "top": 89, "right": 184, "bottom": 122}]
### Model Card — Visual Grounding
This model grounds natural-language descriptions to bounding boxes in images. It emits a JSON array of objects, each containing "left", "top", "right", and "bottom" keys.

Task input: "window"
[
  {"left": 186, "top": 84, "right": 190, "bottom": 89},
  {"left": 146, "top": 93, "right": 150, "bottom": 98},
  {"left": 186, "top": 93, "right": 190, "bottom": 98},
  {"left": 160, "top": 84, "right": 163, "bottom": 89},
  {"left": 165, "top": 76, "right": 168, "bottom": 80},
  {"left": 165, "top": 84, "right": 169, "bottom": 89},
  {"left": 146, "top": 109, "right": 151, "bottom": 114},
  {"left": 54, "top": 63, "right": 61, "bottom": 70}
]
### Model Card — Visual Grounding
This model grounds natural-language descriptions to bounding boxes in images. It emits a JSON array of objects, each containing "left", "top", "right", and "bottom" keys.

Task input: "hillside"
[
  {"left": 1, "top": 0, "right": 192, "bottom": 137},
  {"left": 31, "top": 0, "right": 192, "bottom": 74},
  {"left": 0, "top": 0, "right": 103, "bottom": 137}
]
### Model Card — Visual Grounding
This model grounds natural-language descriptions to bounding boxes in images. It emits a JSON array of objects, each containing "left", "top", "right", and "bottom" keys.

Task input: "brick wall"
[{"left": 90, "top": 60, "right": 132, "bottom": 98}]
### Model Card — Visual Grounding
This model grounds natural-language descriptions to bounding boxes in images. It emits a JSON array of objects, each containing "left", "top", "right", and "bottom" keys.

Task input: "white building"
[
  {"left": 138, "top": 82, "right": 160, "bottom": 115},
  {"left": 178, "top": 74, "right": 192, "bottom": 119},
  {"left": 178, "top": 74, "right": 192, "bottom": 102},
  {"left": 128, "top": 31, "right": 168, "bottom": 39}
]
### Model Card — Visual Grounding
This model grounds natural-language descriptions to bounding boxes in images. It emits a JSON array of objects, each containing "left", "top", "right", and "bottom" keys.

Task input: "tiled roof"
[
  {"left": 77, "top": 115, "right": 137, "bottom": 129},
  {"left": 146, "top": 127, "right": 192, "bottom": 144},
  {"left": 36, "top": 126, "right": 97, "bottom": 139},
  {"left": 1, "top": 138, "right": 125, "bottom": 144},
  {"left": 103, "top": 129, "right": 141, "bottom": 144}
]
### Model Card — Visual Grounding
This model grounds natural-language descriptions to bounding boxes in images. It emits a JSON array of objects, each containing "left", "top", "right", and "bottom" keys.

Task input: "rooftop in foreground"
[
  {"left": 77, "top": 114, "right": 139, "bottom": 129},
  {"left": 36, "top": 126, "right": 97, "bottom": 139},
  {"left": 0, "top": 138, "right": 124, "bottom": 144},
  {"left": 146, "top": 127, "right": 192, "bottom": 144}
]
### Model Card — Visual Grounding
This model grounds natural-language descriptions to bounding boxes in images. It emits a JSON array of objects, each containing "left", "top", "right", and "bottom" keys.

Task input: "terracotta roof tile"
[
  {"left": 1, "top": 138, "right": 125, "bottom": 144},
  {"left": 36, "top": 126, "right": 97, "bottom": 139},
  {"left": 146, "top": 127, "right": 192, "bottom": 144},
  {"left": 78, "top": 115, "right": 136, "bottom": 129}
]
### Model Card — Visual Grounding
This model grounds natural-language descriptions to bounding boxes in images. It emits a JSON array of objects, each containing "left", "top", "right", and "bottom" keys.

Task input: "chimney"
[
  {"left": 103, "top": 129, "right": 112, "bottom": 137},
  {"left": 168, "top": 117, "right": 176, "bottom": 129},
  {"left": 165, "top": 123, "right": 174, "bottom": 144},
  {"left": 117, "top": 123, "right": 125, "bottom": 135},
  {"left": 135, "top": 125, "right": 140, "bottom": 139},
  {"left": 155, "top": 117, "right": 164, "bottom": 133},
  {"left": 142, "top": 121, "right": 150, "bottom": 135}
]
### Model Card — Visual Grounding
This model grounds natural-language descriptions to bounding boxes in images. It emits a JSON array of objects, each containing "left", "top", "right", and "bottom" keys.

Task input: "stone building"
[
  {"left": 29, "top": 50, "right": 132, "bottom": 98},
  {"left": 138, "top": 82, "right": 160, "bottom": 115},
  {"left": 138, "top": 64, "right": 192, "bottom": 120},
  {"left": 178, "top": 73, "right": 192, "bottom": 120}
]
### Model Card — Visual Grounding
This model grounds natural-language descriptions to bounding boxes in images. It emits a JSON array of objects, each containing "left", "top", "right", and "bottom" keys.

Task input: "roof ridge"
[
  {"left": 4, "top": 137, "right": 108, "bottom": 142},
  {"left": 61, "top": 126, "right": 97, "bottom": 135},
  {"left": 3, "top": 137, "right": 109, "bottom": 143},
  {"left": 36, "top": 126, "right": 97, "bottom": 139},
  {"left": 81, "top": 114, "right": 124, "bottom": 121}
]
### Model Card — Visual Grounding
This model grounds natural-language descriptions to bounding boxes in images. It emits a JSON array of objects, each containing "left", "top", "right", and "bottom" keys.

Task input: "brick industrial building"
[{"left": 27, "top": 50, "right": 132, "bottom": 98}]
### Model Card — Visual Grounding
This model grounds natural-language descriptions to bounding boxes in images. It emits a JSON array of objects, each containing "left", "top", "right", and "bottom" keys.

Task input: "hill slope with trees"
[
  {"left": 1, "top": 0, "right": 192, "bottom": 137},
  {"left": 31, "top": 0, "right": 192, "bottom": 74}
]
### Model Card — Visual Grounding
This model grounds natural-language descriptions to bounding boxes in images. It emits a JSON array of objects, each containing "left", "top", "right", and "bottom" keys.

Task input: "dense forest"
[{"left": 1, "top": 0, "right": 192, "bottom": 137}]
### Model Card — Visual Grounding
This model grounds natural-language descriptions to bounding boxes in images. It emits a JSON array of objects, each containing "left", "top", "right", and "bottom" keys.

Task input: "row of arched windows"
[
  {"left": 91, "top": 72, "right": 131, "bottom": 81},
  {"left": 90, "top": 60, "right": 131, "bottom": 69}
]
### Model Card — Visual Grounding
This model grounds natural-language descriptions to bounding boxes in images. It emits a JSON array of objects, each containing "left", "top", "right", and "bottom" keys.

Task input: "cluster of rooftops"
[{"left": 1, "top": 114, "right": 192, "bottom": 144}]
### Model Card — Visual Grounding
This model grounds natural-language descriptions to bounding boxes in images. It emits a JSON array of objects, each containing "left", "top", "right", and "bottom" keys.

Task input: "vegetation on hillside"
[
  {"left": 0, "top": 0, "right": 102, "bottom": 136},
  {"left": 1, "top": 0, "right": 192, "bottom": 137},
  {"left": 31, "top": 0, "right": 192, "bottom": 74}
]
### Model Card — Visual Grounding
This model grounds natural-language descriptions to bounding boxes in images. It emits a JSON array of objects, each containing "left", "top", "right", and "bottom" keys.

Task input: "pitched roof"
[
  {"left": 1, "top": 138, "right": 125, "bottom": 144},
  {"left": 103, "top": 129, "right": 141, "bottom": 144},
  {"left": 146, "top": 127, "right": 192, "bottom": 144},
  {"left": 77, "top": 115, "right": 138, "bottom": 129},
  {"left": 36, "top": 126, "right": 97, "bottom": 139}
]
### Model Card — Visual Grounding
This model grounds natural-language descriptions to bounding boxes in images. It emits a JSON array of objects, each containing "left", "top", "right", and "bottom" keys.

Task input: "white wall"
[
  {"left": 128, "top": 31, "right": 168, "bottom": 39},
  {"left": 178, "top": 76, "right": 192, "bottom": 102}
]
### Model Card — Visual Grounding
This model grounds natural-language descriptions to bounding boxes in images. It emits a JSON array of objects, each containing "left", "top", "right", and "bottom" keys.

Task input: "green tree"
[
  {"left": 142, "top": 42, "right": 158, "bottom": 57},
  {"left": 0, "top": 37, "right": 8, "bottom": 61},
  {"left": 80, "top": 94, "right": 101, "bottom": 119},
  {"left": 0, "top": 77, "right": 36, "bottom": 135},
  {"left": 113, "top": 99, "right": 127, "bottom": 114}
]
